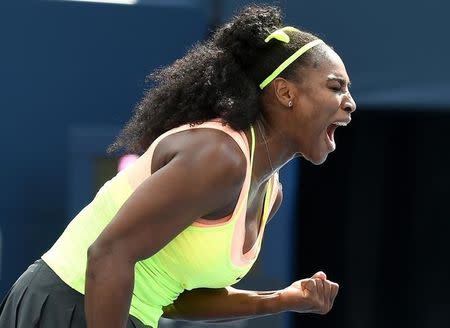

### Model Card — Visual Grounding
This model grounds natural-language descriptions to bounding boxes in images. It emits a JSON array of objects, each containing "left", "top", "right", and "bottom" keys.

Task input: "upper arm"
[{"left": 90, "top": 132, "right": 246, "bottom": 263}]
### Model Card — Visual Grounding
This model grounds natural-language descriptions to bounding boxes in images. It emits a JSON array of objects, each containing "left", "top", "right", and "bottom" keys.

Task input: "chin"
[
  {"left": 311, "top": 157, "right": 328, "bottom": 165},
  {"left": 303, "top": 152, "right": 328, "bottom": 165}
]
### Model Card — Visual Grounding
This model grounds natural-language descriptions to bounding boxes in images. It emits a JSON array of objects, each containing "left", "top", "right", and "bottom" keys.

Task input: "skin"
[
  {"left": 250, "top": 45, "right": 356, "bottom": 173},
  {"left": 85, "top": 45, "right": 356, "bottom": 327}
]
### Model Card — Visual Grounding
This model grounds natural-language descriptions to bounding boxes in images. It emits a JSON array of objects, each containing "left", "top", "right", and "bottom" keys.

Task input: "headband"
[{"left": 259, "top": 27, "right": 324, "bottom": 90}]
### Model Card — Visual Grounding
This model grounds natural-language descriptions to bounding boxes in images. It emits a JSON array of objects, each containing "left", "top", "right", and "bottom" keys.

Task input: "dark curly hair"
[{"left": 108, "top": 5, "right": 321, "bottom": 154}]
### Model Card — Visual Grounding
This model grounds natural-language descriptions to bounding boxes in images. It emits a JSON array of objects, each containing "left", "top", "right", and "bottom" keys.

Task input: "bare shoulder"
[
  {"left": 152, "top": 127, "right": 247, "bottom": 185},
  {"left": 93, "top": 127, "right": 249, "bottom": 262}
]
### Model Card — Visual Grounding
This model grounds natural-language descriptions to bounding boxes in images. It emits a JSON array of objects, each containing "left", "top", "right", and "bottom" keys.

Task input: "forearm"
[
  {"left": 162, "top": 286, "right": 287, "bottom": 323},
  {"left": 85, "top": 246, "right": 135, "bottom": 328}
]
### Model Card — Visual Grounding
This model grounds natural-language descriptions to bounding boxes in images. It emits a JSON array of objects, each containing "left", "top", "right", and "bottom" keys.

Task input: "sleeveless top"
[{"left": 42, "top": 120, "right": 280, "bottom": 328}]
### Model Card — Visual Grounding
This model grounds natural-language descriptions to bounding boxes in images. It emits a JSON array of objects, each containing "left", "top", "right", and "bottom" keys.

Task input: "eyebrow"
[{"left": 327, "top": 76, "right": 352, "bottom": 88}]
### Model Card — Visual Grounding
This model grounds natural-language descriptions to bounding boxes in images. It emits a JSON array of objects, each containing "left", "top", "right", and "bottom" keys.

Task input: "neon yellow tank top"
[{"left": 42, "top": 120, "right": 279, "bottom": 328}]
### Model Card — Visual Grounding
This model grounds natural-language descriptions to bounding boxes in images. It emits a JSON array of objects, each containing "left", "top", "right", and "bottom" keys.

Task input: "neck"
[{"left": 244, "top": 114, "right": 298, "bottom": 187}]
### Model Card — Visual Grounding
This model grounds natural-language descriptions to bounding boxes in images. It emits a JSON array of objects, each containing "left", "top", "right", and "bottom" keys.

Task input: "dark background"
[
  {"left": 296, "top": 110, "right": 450, "bottom": 327},
  {"left": 1, "top": 1, "right": 449, "bottom": 327}
]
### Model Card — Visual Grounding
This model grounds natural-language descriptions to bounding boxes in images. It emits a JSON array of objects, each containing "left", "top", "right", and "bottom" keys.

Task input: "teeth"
[{"left": 334, "top": 122, "right": 347, "bottom": 127}]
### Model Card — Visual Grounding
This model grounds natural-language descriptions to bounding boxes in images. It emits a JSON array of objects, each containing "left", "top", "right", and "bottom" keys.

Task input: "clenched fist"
[{"left": 280, "top": 271, "right": 339, "bottom": 315}]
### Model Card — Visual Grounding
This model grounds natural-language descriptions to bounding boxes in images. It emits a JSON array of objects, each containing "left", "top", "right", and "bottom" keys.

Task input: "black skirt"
[{"left": 0, "top": 259, "right": 149, "bottom": 328}]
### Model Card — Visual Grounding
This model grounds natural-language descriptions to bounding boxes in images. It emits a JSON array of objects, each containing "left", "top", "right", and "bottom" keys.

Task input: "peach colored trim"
[
  {"left": 230, "top": 173, "right": 278, "bottom": 267},
  {"left": 246, "top": 174, "right": 278, "bottom": 255},
  {"left": 125, "top": 120, "right": 249, "bottom": 191},
  {"left": 125, "top": 120, "right": 253, "bottom": 228},
  {"left": 122, "top": 119, "right": 280, "bottom": 268},
  {"left": 191, "top": 214, "right": 232, "bottom": 227},
  {"left": 190, "top": 128, "right": 252, "bottom": 228}
]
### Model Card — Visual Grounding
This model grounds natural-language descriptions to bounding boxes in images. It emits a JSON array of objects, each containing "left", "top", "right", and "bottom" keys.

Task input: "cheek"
[
  {"left": 292, "top": 92, "right": 337, "bottom": 139},
  {"left": 295, "top": 97, "right": 322, "bottom": 125},
  {"left": 314, "top": 96, "right": 341, "bottom": 125},
  {"left": 305, "top": 91, "right": 334, "bottom": 116}
]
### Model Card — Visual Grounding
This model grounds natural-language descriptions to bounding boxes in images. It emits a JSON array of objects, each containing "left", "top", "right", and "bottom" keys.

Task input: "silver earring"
[{"left": 288, "top": 100, "right": 293, "bottom": 108}]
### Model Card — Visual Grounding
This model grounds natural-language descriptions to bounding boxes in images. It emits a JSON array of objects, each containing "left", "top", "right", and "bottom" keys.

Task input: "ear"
[{"left": 271, "top": 77, "right": 297, "bottom": 108}]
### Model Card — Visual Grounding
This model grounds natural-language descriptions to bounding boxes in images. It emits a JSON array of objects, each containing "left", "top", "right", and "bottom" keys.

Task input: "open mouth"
[
  {"left": 326, "top": 124, "right": 337, "bottom": 150},
  {"left": 325, "top": 120, "right": 350, "bottom": 151}
]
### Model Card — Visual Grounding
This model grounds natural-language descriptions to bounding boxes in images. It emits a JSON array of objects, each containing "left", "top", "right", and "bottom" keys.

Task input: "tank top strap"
[{"left": 126, "top": 119, "right": 255, "bottom": 195}]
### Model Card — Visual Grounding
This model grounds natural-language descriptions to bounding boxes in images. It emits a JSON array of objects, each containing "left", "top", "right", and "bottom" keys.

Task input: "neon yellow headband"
[{"left": 259, "top": 26, "right": 324, "bottom": 90}]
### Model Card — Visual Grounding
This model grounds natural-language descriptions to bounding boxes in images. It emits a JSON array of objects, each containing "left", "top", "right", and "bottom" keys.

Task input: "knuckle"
[{"left": 331, "top": 283, "right": 339, "bottom": 292}]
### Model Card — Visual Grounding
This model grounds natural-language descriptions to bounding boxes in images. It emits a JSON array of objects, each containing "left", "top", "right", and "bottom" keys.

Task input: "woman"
[{"left": 0, "top": 5, "right": 355, "bottom": 328}]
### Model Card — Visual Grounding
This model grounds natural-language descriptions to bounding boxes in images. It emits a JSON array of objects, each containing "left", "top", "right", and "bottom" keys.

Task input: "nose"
[{"left": 342, "top": 91, "right": 356, "bottom": 114}]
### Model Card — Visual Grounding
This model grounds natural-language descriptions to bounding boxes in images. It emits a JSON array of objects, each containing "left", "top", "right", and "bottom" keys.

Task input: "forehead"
[{"left": 303, "top": 45, "right": 350, "bottom": 84}]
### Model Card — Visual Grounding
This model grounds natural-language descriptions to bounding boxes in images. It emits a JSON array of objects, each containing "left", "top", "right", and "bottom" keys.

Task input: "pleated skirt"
[{"left": 0, "top": 259, "right": 149, "bottom": 328}]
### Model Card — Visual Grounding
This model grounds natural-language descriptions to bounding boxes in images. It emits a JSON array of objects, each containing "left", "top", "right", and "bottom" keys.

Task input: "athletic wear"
[
  {"left": 0, "top": 259, "right": 146, "bottom": 328},
  {"left": 3, "top": 120, "right": 279, "bottom": 327}
]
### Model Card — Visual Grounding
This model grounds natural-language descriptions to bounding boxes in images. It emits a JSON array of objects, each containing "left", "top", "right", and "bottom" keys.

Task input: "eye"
[{"left": 329, "top": 85, "right": 343, "bottom": 93}]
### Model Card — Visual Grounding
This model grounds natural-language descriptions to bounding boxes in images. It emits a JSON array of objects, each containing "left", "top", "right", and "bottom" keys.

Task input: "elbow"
[
  {"left": 87, "top": 241, "right": 107, "bottom": 265},
  {"left": 87, "top": 243, "right": 97, "bottom": 262},
  {"left": 86, "top": 241, "right": 133, "bottom": 276},
  {"left": 86, "top": 242, "right": 108, "bottom": 279},
  {"left": 86, "top": 241, "right": 120, "bottom": 278}
]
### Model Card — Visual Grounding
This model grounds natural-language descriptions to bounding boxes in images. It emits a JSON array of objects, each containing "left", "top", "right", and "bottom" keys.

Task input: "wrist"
[
  {"left": 258, "top": 289, "right": 290, "bottom": 315},
  {"left": 278, "top": 288, "right": 294, "bottom": 312}
]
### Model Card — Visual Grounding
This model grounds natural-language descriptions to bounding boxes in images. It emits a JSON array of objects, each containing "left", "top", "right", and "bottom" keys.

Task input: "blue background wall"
[{"left": 0, "top": 0, "right": 207, "bottom": 291}]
